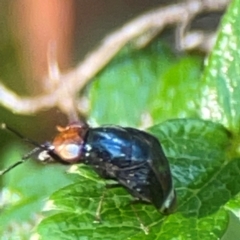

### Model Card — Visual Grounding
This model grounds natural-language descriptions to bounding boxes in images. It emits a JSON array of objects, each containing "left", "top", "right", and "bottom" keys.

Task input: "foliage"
[{"left": 1, "top": 0, "right": 240, "bottom": 239}]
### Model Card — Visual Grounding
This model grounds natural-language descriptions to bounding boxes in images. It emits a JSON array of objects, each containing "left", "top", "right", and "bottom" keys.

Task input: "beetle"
[{"left": 1, "top": 122, "right": 176, "bottom": 214}]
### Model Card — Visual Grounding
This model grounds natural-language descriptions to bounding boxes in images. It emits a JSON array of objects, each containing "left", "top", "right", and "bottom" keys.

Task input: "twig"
[{"left": 0, "top": 0, "right": 230, "bottom": 116}]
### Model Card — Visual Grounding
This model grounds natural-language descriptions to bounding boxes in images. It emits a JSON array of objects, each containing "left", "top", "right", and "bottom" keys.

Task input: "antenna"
[
  {"left": 0, "top": 123, "right": 49, "bottom": 176},
  {"left": 1, "top": 123, "right": 41, "bottom": 148},
  {"left": 0, "top": 147, "right": 42, "bottom": 176}
]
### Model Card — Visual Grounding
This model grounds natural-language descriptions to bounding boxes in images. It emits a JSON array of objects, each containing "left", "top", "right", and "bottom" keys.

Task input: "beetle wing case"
[
  {"left": 82, "top": 125, "right": 176, "bottom": 214},
  {"left": 125, "top": 127, "right": 176, "bottom": 214}
]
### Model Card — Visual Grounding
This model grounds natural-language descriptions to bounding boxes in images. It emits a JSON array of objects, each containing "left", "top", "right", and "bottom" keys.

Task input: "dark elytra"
[{"left": 49, "top": 123, "right": 177, "bottom": 214}]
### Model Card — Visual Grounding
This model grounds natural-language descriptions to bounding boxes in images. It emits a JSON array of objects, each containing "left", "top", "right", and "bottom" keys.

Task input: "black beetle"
[{"left": 1, "top": 123, "right": 176, "bottom": 214}]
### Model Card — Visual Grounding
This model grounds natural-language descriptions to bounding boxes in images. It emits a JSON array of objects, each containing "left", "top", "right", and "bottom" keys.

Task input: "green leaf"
[
  {"left": 200, "top": 0, "right": 240, "bottom": 132},
  {"left": 148, "top": 119, "right": 231, "bottom": 190},
  {"left": 35, "top": 119, "right": 238, "bottom": 239},
  {"left": 149, "top": 56, "right": 202, "bottom": 123},
  {"left": 89, "top": 42, "right": 175, "bottom": 126},
  {"left": 89, "top": 43, "right": 202, "bottom": 127}
]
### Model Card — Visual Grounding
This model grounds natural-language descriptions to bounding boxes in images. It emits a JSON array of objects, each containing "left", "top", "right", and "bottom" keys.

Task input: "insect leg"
[{"left": 93, "top": 187, "right": 108, "bottom": 223}]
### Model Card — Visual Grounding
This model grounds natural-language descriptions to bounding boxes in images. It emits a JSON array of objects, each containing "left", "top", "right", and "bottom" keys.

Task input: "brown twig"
[{"left": 0, "top": 0, "right": 230, "bottom": 117}]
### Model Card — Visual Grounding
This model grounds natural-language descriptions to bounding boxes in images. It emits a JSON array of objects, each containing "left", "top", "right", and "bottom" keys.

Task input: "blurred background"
[
  {"left": 0, "top": 0, "right": 222, "bottom": 139},
  {"left": 0, "top": 0, "right": 223, "bottom": 238},
  {"left": 0, "top": 0, "right": 191, "bottom": 140}
]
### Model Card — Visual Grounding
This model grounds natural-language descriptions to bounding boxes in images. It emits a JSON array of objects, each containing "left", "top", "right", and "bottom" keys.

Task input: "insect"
[{"left": 1, "top": 122, "right": 176, "bottom": 214}]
